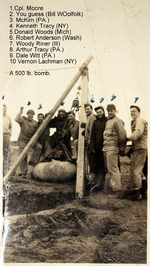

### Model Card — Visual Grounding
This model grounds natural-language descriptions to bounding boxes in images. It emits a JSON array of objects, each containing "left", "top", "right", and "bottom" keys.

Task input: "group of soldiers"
[
  {"left": 85, "top": 103, "right": 147, "bottom": 201},
  {"left": 3, "top": 102, "right": 148, "bottom": 200}
]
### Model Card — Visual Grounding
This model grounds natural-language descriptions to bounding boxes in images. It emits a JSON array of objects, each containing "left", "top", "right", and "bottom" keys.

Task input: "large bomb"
[{"left": 32, "top": 160, "right": 77, "bottom": 182}]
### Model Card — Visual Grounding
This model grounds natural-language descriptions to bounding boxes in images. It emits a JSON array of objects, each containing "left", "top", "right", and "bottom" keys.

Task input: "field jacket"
[
  {"left": 36, "top": 122, "right": 50, "bottom": 146},
  {"left": 103, "top": 115, "right": 127, "bottom": 152},
  {"left": 69, "top": 119, "right": 79, "bottom": 141},
  {"left": 128, "top": 116, "right": 148, "bottom": 151},
  {"left": 3, "top": 114, "right": 12, "bottom": 135},
  {"left": 90, "top": 115, "right": 107, "bottom": 152},
  {"left": 16, "top": 116, "right": 37, "bottom": 143},
  {"left": 85, "top": 113, "right": 96, "bottom": 145}
]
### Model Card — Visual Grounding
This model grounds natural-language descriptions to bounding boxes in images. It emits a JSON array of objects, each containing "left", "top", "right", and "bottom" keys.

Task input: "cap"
[
  {"left": 130, "top": 105, "right": 140, "bottom": 112},
  {"left": 37, "top": 113, "right": 44, "bottom": 117},
  {"left": 67, "top": 111, "right": 75, "bottom": 116},
  {"left": 84, "top": 103, "right": 93, "bottom": 109},
  {"left": 95, "top": 106, "right": 104, "bottom": 112},
  {"left": 106, "top": 104, "right": 116, "bottom": 110},
  {"left": 26, "top": 109, "right": 35, "bottom": 115},
  {"left": 58, "top": 109, "right": 67, "bottom": 114}
]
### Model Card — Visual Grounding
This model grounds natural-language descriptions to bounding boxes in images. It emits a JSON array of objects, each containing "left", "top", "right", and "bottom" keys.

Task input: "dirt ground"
[{"left": 2, "top": 143, "right": 147, "bottom": 263}]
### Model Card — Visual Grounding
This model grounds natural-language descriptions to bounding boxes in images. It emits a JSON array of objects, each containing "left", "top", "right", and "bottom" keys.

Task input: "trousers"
[
  {"left": 3, "top": 134, "right": 11, "bottom": 176},
  {"left": 130, "top": 149, "right": 147, "bottom": 189},
  {"left": 18, "top": 140, "right": 42, "bottom": 174},
  {"left": 104, "top": 151, "right": 121, "bottom": 191}
]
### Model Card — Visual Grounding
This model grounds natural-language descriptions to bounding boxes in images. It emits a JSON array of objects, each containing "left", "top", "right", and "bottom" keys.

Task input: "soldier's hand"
[
  {"left": 20, "top": 107, "right": 24, "bottom": 113},
  {"left": 45, "top": 111, "right": 52, "bottom": 118},
  {"left": 47, "top": 110, "right": 52, "bottom": 115},
  {"left": 126, "top": 148, "right": 132, "bottom": 158},
  {"left": 62, "top": 129, "right": 67, "bottom": 138},
  {"left": 82, "top": 130, "right": 85, "bottom": 136},
  {"left": 90, "top": 149, "right": 95, "bottom": 154},
  {"left": 45, "top": 110, "right": 52, "bottom": 117},
  {"left": 119, "top": 150, "right": 126, "bottom": 156},
  {"left": 81, "top": 122, "right": 86, "bottom": 128}
]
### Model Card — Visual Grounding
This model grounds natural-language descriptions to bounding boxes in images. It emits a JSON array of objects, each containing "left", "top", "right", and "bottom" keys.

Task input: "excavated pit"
[
  {"left": 3, "top": 206, "right": 127, "bottom": 263},
  {"left": 3, "top": 177, "right": 76, "bottom": 216},
  {"left": 2, "top": 144, "right": 147, "bottom": 264}
]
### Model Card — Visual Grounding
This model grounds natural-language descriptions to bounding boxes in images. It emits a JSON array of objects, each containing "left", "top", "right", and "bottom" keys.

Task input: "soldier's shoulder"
[
  {"left": 136, "top": 116, "right": 147, "bottom": 123},
  {"left": 21, "top": 116, "right": 27, "bottom": 121},
  {"left": 32, "top": 120, "right": 38, "bottom": 126},
  {"left": 115, "top": 116, "right": 123, "bottom": 122},
  {"left": 91, "top": 114, "right": 96, "bottom": 120},
  {"left": 6, "top": 114, "right": 12, "bottom": 122},
  {"left": 114, "top": 116, "right": 125, "bottom": 126},
  {"left": 75, "top": 120, "right": 79, "bottom": 125}
]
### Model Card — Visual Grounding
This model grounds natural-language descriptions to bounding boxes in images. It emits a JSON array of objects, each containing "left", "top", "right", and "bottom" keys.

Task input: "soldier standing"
[
  {"left": 103, "top": 104, "right": 127, "bottom": 197},
  {"left": 3, "top": 104, "right": 12, "bottom": 176},
  {"left": 127, "top": 105, "right": 148, "bottom": 200},
  {"left": 15, "top": 107, "right": 42, "bottom": 177}
]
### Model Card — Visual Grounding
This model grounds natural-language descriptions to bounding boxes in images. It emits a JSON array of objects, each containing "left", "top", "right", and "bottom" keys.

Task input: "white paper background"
[
  {"left": 0, "top": 0, "right": 149, "bottom": 265},
  {"left": 0, "top": 0, "right": 149, "bottom": 140}
]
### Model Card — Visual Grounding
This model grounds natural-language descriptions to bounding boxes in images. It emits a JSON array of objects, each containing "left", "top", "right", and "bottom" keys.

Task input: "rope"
[
  {"left": 79, "top": 63, "right": 89, "bottom": 81},
  {"left": 39, "top": 143, "right": 60, "bottom": 163}
]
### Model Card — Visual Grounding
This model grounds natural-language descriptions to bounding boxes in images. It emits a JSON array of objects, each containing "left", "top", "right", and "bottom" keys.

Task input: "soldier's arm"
[
  {"left": 9, "top": 117, "right": 12, "bottom": 136},
  {"left": 116, "top": 119, "right": 127, "bottom": 144},
  {"left": 47, "top": 117, "right": 57, "bottom": 128},
  {"left": 15, "top": 107, "right": 24, "bottom": 124},
  {"left": 90, "top": 122, "right": 96, "bottom": 152},
  {"left": 128, "top": 117, "right": 146, "bottom": 141}
]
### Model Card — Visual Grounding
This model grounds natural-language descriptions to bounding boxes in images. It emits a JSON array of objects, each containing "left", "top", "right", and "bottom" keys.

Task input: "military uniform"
[{"left": 16, "top": 114, "right": 42, "bottom": 175}]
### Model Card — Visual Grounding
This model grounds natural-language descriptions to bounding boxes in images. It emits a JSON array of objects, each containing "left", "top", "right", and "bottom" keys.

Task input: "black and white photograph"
[{"left": 0, "top": 0, "right": 149, "bottom": 264}]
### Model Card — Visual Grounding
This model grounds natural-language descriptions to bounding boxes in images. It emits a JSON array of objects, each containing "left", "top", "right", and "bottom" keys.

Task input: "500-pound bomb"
[{"left": 32, "top": 160, "right": 77, "bottom": 182}]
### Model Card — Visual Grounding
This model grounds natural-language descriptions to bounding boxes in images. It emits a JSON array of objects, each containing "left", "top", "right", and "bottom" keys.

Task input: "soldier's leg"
[
  {"left": 18, "top": 140, "right": 28, "bottom": 175},
  {"left": 131, "top": 150, "right": 147, "bottom": 189},
  {"left": 3, "top": 134, "right": 11, "bottom": 176},
  {"left": 106, "top": 151, "right": 121, "bottom": 191},
  {"left": 30, "top": 141, "right": 43, "bottom": 164},
  {"left": 71, "top": 139, "right": 78, "bottom": 159}
]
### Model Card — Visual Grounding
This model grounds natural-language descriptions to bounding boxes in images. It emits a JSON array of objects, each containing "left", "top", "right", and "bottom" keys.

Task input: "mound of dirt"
[{"left": 2, "top": 144, "right": 147, "bottom": 263}]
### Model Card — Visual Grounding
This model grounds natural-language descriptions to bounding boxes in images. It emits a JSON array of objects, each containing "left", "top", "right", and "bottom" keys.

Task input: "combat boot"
[{"left": 130, "top": 189, "right": 142, "bottom": 201}]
